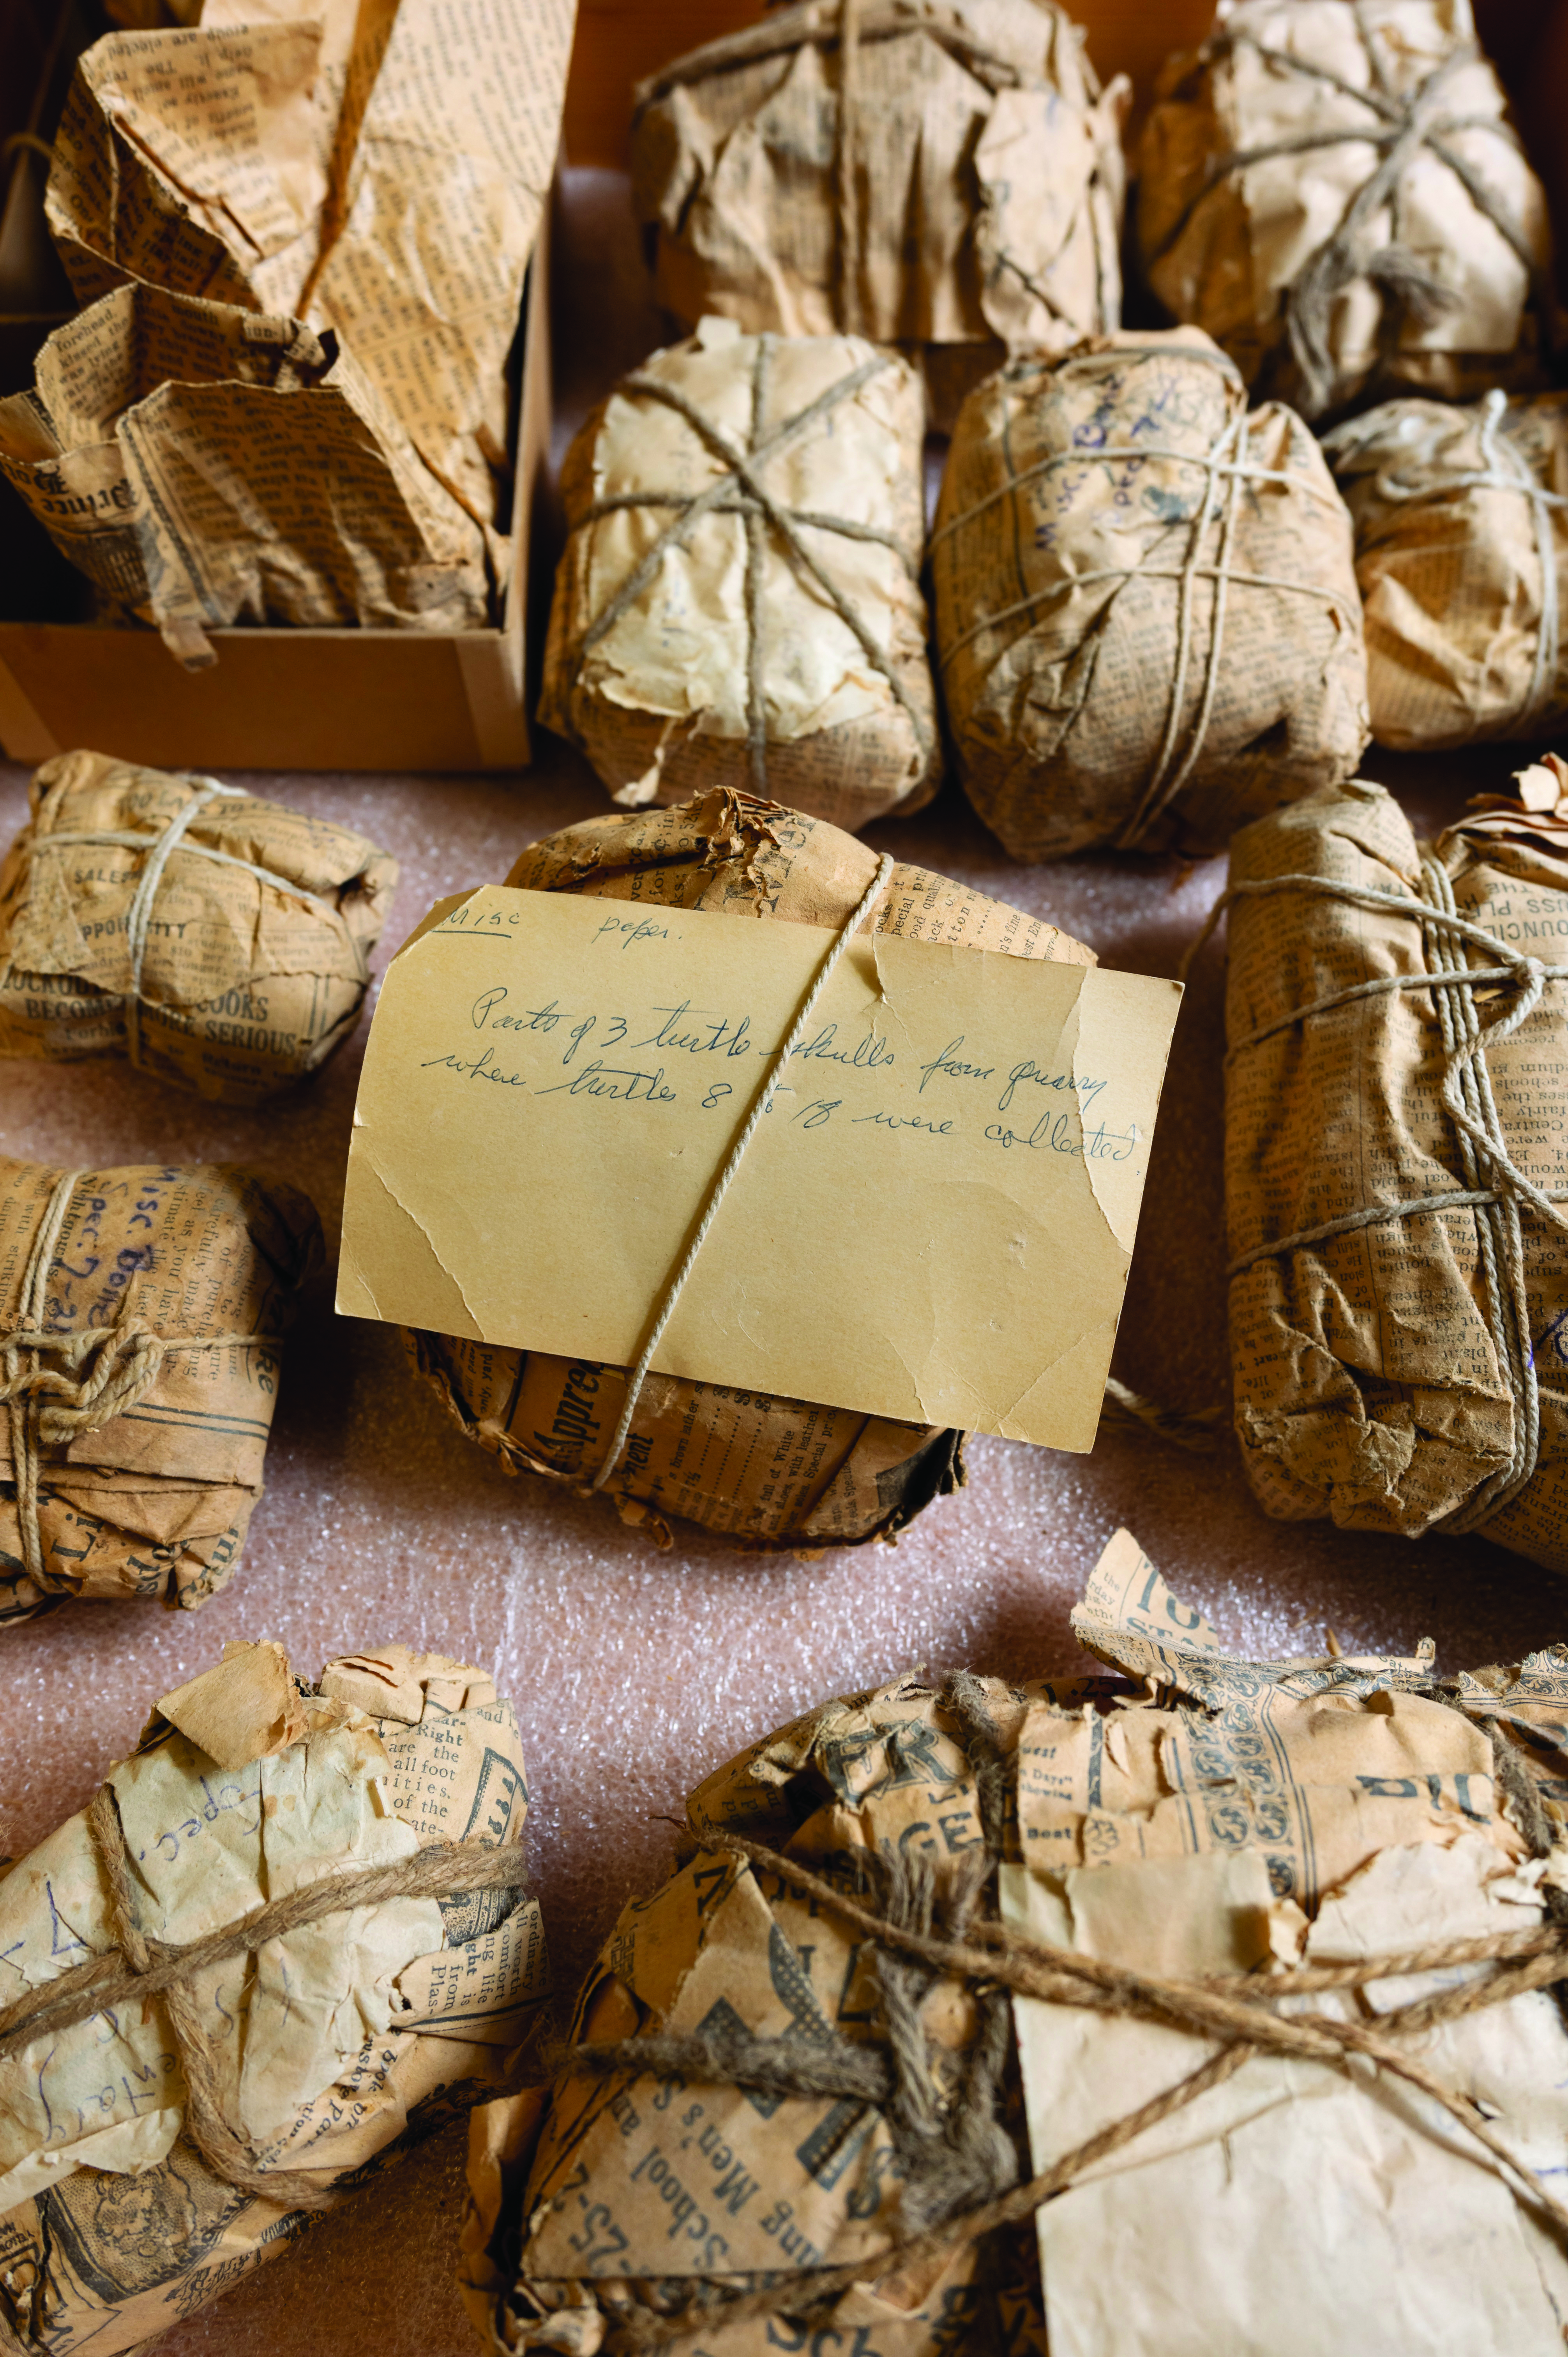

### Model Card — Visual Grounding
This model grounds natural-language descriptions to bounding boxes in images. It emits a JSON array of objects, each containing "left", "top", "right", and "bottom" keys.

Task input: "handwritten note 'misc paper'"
[{"left": 337, "top": 890, "right": 1182, "bottom": 1450}]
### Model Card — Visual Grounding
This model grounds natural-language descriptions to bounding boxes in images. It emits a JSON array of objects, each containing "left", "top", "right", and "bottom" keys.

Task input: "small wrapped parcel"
[
  {"left": 401, "top": 788, "right": 1095, "bottom": 1550},
  {"left": 0, "top": 1638, "right": 547, "bottom": 2356},
  {"left": 1223, "top": 764, "right": 1568, "bottom": 1570},
  {"left": 1323, "top": 389, "right": 1568, "bottom": 750},
  {"left": 0, "top": 751, "right": 397, "bottom": 1102},
  {"left": 1137, "top": 0, "right": 1555, "bottom": 421},
  {"left": 0, "top": 1157, "right": 319, "bottom": 1622},
  {"left": 460, "top": 1528, "right": 1568, "bottom": 2354},
  {"left": 631, "top": 0, "right": 1127, "bottom": 429},
  {"left": 0, "top": 284, "right": 491, "bottom": 665},
  {"left": 931, "top": 330, "right": 1368, "bottom": 859},
  {"left": 542, "top": 321, "right": 938, "bottom": 831}
]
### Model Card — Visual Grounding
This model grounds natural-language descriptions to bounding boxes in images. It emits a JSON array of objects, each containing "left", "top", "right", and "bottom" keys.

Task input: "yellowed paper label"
[{"left": 337, "top": 887, "right": 1181, "bottom": 1450}]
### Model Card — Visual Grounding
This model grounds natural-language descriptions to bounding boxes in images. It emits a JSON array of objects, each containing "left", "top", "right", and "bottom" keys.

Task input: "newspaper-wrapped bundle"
[
  {"left": 1221, "top": 762, "right": 1568, "bottom": 1571},
  {"left": 0, "top": 751, "right": 397, "bottom": 1103},
  {"left": 1137, "top": 0, "right": 1555, "bottom": 422},
  {"left": 0, "top": 282, "right": 491, "bottom": 667},
  {"left": 1323, "top": 389, "right": 1568, "bottom": 751},
  {"left": 542, "top": 319, "right": 938, "bottom": 832},
  {"left": 0, "top": 1157, "right": 320, "bottom": 1623},
  {"left": 930, "top": 330, "right": 1368, "bottom": 860},
  {"left": 0, "top": 1636, "right": 548, "bottom": 2356},
  {"left": 460, "top": 1525, "right": 1568, "bottom": 2353},
  {"left": 406, "top": 788, "right": 1093, "bottom": 1549},
  {"left": 42, "top": 0, "right": 574, "bottom": 531},
  {"left": 631, "top": 0, "right": 1127, "bottom": 432}
]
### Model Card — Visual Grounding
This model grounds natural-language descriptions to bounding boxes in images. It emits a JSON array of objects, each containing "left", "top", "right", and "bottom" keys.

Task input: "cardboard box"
[{"left": 0, "top": 4, "right": 556, "bottom": 776}]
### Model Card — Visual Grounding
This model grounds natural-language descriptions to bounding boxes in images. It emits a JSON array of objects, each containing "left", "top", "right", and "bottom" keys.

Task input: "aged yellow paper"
[{"left": 337, "top": 887, "right": 1181, "bottom": 1450}]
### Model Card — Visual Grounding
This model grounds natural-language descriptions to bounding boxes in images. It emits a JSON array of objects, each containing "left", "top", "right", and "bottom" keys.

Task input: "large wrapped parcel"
[
  {"left": 0, "top": 283, "right": 491, "bottom": 665},
  {"left": 631, "top": 0, "right": 1127, "bottom": 429},
  {"left": 1224, "top": 765, "right": 1568, "bottom": 1571},
  {"left": 1137, "top": 0, "right": 1556, "bottom": 421},
  {"left": 460, "top": 1530, "right": 1568, "bottom": 2354},
  {"left": 1323, "top": 390, "right": 1568, "bottom": 750},
  {"left": 0, "top": 1158, "right": 319, "bottom": 1622},
  {"left": 542, "top": 321, "right": 938, "bottom": 832},
  {"left": 407, "top": 789, "right": 1093, "bottom": 1548},
  {"left": 0, "top": 751, "right": 397, "bottom": 1102},
  {"left": 931, "top": 331, "right": 1368, "bottom": 859},
  {"left": 0, "top": 1638, "right": 547, "bottom": 2356}
]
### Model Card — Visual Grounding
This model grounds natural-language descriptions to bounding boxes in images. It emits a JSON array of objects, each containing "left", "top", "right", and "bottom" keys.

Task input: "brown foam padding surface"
[{"left": 2, "top": 171, "right": 1564, "bottom": 2357}]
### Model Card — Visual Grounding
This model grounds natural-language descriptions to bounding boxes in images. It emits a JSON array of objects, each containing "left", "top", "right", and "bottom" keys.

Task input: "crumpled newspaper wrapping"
[
  {"left": 1137, "top": 0, "right": 1555, "bottom": 422},
  {"left": 1323, "top": 390, "right": 1568, "bottom": 751},
  {"left": 630, "top": 0, "right": 1127, "bottom": 433},
  {"left": 931, "top": 329, "right": 1369, "bottom": 861},
  {"left": 0, "top": 283, "right": 491, "bottom": 666},
  {"left": 405, "top": 788, "right": 1093, "bottom": 1551},
  {"left": 0, "top": 750, "right": 398, "bottom": 1103},
  {"left": 42, "top": 0, "right": 574, "bottom": 534},
  {"left": 457, "top": 1530, "right": 1568, "bottom": 2354},
  {"left": 1225, "top": 770, "right": 1568, "bottom": 1570},
  {"left": 541, "top": 320, "right": 939, "bottom": 834},
  {"left": 0, "top": 1157, "right": 320, "bottom": 1624},
  {"left": 0, "top": 1638, "right": 548, "bottom": 2357}
]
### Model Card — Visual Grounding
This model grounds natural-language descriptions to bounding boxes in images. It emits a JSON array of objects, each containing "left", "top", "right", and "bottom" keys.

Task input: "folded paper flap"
[{"left": 338, "top": 874, "right": 1179, "bottom": 1451}]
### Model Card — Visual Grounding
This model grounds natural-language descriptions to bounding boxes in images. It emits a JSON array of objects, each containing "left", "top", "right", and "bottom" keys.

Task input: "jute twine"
[
  {"left": 0, "top": 1169, "right": 284, "bottom": 1593},
  {"left": 1146, "top": 13, "right": 1545, "bottom": 419},
  {"left": 1186, "top": 855, "right": 1568, "bottom": 1531},
  {"left": 587, "top": 855, "right": 893, "bottom": 1493},
  {"left": 1328, "top": 386, "right": 1568, "bottom": 736},
  {"left": 32, "top": 772, "right": 367, "bottom": 1066},
  {"left": 576, "top": 338, "right": 931, "bottom": 799},
  {"left": 0, "top": 1783, "right": 528, "bottom": 2217},
  {"left": 520, "top": 1677, "right": 1568, "bottom": 2354},
  {"left": 931, "top": 342, "right": 1359, "bottom": 850}
]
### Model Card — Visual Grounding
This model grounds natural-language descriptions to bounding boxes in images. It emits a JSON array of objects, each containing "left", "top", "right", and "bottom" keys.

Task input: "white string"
[
  {"left": 589, "top": 854, "right": 895, "bottom": 1493},
  {"left": 5, "top": 1171, "right": 79, "bottom": 1588}
]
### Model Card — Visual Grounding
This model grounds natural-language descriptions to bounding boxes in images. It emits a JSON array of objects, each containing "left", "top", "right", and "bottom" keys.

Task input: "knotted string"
[
  {"left": 529, "top": 1814, "right": 1568, "bottom": 2353},
  {"left": 577, "top": 343, "right": 930, "bottom": 799},
  {"left": 1330, "top": 387, "right": 1568, "bottom": 735},
  {"left": 0, "top": 1171, "right": 282, "bottom": 1593},
  {"left": 589, "top": 854, "right": 894, "bottom": 1492},
  {"left": 1186, "top": 859, "right": 1568, "bottom": 1528},
  {"left": 1146, "top": 19, "right": 1543, "bottom": 418},
  {"left": 0, "top": 1779, "right": 529, "bottom": 2216},
  {"left": 34, "top": 772, "right": 367, "bottom": 1067},
  {"left": 932, "top": 343, "right": 1357, "bottom": 848}
]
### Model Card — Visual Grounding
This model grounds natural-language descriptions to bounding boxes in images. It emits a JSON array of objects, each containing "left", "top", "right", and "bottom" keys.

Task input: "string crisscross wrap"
[
  {"left": 1334, "top": 387, "right": 1568, "bottom": 735},
  {"left": 524, "top": 1697, "right": 1568, "bottom": 2355},
  {"left": 0, "top": 1780, "right": 529, "bottom": 2221},
  {"left": 588, "top": 854, "right": 894, "bottom": 1493},
  {"left": 0, "top": 1171, "right": 282, "bottom": 1593},
  {"left": 1146, "top": 13, "right": 1545, "bottom": 419},
  {"left": 577, "top": 338, "right": 931, "bottom": 799},
  {"left": 1187, "top": 853, "right": 1568, "bottom": 1529},
  {"left": 932, "top": 342, "right": 1357, "bottom": 848},
  {"left": 32, "top": 771, "right": 367, "bottom": 1065}
]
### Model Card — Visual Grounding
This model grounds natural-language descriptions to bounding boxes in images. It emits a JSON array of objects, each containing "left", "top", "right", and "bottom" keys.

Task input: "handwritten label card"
[{"left": 337, "top": 889, "right": 1181, "bottom": 1451}]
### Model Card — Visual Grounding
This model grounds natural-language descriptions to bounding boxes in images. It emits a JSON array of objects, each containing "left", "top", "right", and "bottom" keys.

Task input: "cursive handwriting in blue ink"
[
  {"left": 918, "top": 1035, "right": 994, "bottom": 1094},
  {"left": 853, "top": 1112, "right": 953, "bottom": 1137},
  {"left": 792, "top": 1099, "right": 841, "bottom": 1130},
  {"left": 595, "top": 915, "right": 670, "bottom": 949},
  {"left": 632, "top": 1000, "right": 754, "bottom": 1058},
  {"left": 1534, "top": 1306, "right": 1568, "bottom": 1369},
  {"left": 535, "top": 1060, "right": 675, "bottom": 1105},
  {"left": 783, "top": 1023, "right": 895, "bottom": 1072},
  {"left": 986, "top": 1114, "right": 1138, "bottom": 1161},
  {"left": 997, "top": 1060, "right": 1105, "bottom": 1115},
  {"left": 423, "top": 1047, "right": 527, "bottom": 1087}
]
